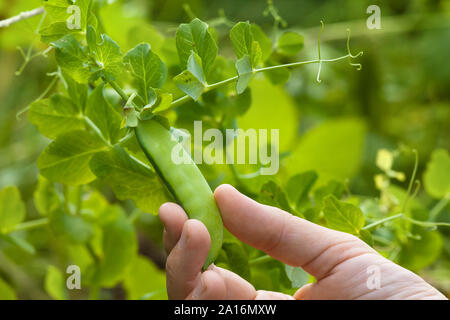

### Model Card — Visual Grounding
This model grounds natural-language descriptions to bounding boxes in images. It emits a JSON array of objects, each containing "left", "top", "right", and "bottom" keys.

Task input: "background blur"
[{"left": 0, "top": 0, "right": 449, "bottom": 299}]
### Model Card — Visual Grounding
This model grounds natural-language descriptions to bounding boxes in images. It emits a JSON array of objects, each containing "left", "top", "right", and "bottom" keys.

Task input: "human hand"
[{"left": 159, "top": 184, "right": 446, "bottom": 300}]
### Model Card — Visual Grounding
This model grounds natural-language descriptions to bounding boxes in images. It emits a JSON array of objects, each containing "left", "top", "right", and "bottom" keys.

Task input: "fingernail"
[{"left": 191, "top": 276, "right": 206, "bottom": 299}]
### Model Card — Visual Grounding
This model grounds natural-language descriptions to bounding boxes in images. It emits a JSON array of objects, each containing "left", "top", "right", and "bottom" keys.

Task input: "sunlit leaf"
[
  {"left": 323, "top": 195, "right": 365, "bottom": 235},
  {"left": 44, "top": 266, "right": 67, "bottom": 300},
  {"left": 277, "top": 31, "right": 304, "bottom": 56},
  {"left": 0, "top": 186, "right": 26, "bottom": 234},
  {"left": 37, "top": 131, "right": 107, "bottom": 185},
  {"left": 90, "top": 146, "right": 173, "bottom": 214},
  {"left": 124, "top": 43, "right": 167, "bottom": 104},
  {"left": 176, "top": 18, "right": 217, "bottom": 77},
  {"left": 424, "top": 149, "right": 450, "bottom": 198}
]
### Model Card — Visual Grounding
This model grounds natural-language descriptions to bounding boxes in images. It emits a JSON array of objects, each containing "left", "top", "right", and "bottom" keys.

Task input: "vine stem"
[
  {"left": 0, "top": 7, "right": 45, "bottom": 28},
  {"left": 362, "top": 212, "right": 450, "bottom": 231},
  {"left": 249, "top": 254, "right": 272, "bottom": 266},
  {"left": 362, "top": 213, "right": 404, "bottom": 230},
  {"left": 429, "top": 194, "right": 450, "bottom": 221},
  {"left": 16, "top": 73, "right": 59, "bottom": 119},
  {"left": 402, "top": 149, "right": 419, "bottom": 213},
  {"left": 13, "top": 218, "right": 49, "bottom": 232},
  {"left": 108, "top": 80, "right": 129, "bottom": 101},
  {"left": 169, "top": 54, "right": 355, "bottom": 110}
]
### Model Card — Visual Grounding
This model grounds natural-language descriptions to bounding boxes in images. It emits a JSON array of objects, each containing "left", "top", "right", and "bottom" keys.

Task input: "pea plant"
[{"left": 0, "top": 0, "right": 449, "bottom": 300}]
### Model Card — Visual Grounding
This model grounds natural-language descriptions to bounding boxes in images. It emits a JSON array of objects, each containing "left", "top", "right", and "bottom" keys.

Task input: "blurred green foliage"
[{"left": 0, "top": 0, "right": 448, "bottom": 299}]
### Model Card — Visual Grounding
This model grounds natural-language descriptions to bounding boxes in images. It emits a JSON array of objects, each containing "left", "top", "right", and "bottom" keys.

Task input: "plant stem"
[
  {"left": 402, "top": 149, "right": 419, "bottom": 213},
  {"left": 13, "top": 218, "right": 49, "bottom": 232},
  {"left": 429, "top": 194, "right": 450, "bottom": 221},
  {"left": 362, "top": 212, "right": 450, "bottom": 231},
  {"left": 206, "top": 76, "right": 239, "bottom": 91},
  {"left": 86, "top": 242, "right": 100, "bottom": 264},
  {"left": 402, "top": 217, "right": 450, "bottom": 228},
  {"left": 362, "top": 213, "right": 404, "bottom": 230},
  {"left": 0, "top": 7, "right": 45, "bottom": 28},
  {"left": 16, "top": 73, "right": 59, "bottom": 119},
  {"left": 128, "top": 210, "right": 143, "bottom": 223},
  {"left": 117, "top": 130, "right": 135, "bottom": 146},
  {"left": 170, "top": 95, "right": 192, "bottom": 108},
  {"left": 108, "top": 80, "right": 129, "bottom": 101},
  {"left": 168, "top": 54, "right": 353, "bottom": 111},
  {"left": 249, "top": 254, "right": 273, "bottom": 266}
]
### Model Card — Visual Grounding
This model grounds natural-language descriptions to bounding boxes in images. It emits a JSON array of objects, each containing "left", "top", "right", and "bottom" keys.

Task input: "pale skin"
[{"left": 160, "top": 184, "right": 446, "bottom": 300}]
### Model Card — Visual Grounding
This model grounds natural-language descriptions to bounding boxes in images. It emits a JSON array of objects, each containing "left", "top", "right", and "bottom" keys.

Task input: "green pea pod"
[{"left": 135, "top": 119, "right": 223, "bottom": 269}]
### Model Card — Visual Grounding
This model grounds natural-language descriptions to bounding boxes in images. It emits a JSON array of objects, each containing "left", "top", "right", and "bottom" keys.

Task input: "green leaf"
[
  {"left": 221, "top": 239, "right": 251, "bottom": 281},
  {"left": 359, "top": 229, "right": 374, "bottom": 246},
  {"left": 284, "top": 265, "right": 309, "bottom": 288},
  {"left": 176, "top": 18, "right": 218, "bottom": 77},
  {"left": 90, "top": 146, "right": 173, "bottom": 214},
  {"left": 123, "top": 255, "right": 167, "bottom": 300},
  {"left": 238, "top": 79, "right": 298, "bottom": 151},
  {"left": 0, "top": 186, "right": 26, "bottom": 234},
  {"left": 223, "top": 88, "right": 252, "bottom": 122},
  {"left": 264, "top": 59, "right": 291, "bottom": 85},
  {"left": 235, "top": 55, "right": 253, "bottom": 95},
  {"left": 44, "top": 266, "right": 67, "bottom": 300},
  {"left": 174, "top": 70, "right": 206, "bottom": 101},
  {"left": 250, "top": 24, "right": 272, "bottom": 62},
  {"left": 93, "top": 210, "right": 137, "bottom": 287},
  {"left": 277, "top": 32, "right": 304, "bottom": 56},
  {"left": 50, "top": 209, "right": 94, "bottom": 244},
  {"left": 251, "top": 258, "right": 292, "bottom": 292},
  {"left": 173, "top": 51, "right": 207, "bottom": 100},
  {"left": 250, "top": 41, "right": 262, "bottom": 69},
  {"left": 123, "top": 108, "right": 140, "bottom": 128},
  {"left": 423, "top": 149, "right": 450, "bottom": 198},
  {"left": 0, "top": 233, "right": 36, "bottom": 254},
  {"left": 398, "top": 228, "right": 443, "bottom": 272},
  {"left": 187, "top": 51, "right": 206, "bottom": 84},
  {"left": 323, "top": 195, "right": 365, "bottom": 235},
  {"left": 230, "top": 22, "right": 253, "bottom": 59},
  {"left": 28, "top": 94, "right": 85, "bottom": 139},
  {"left": 52, "top": 35, "right": 90, "bottom": 83},
  {"left": 86, "top": 84, "right": 123, "bottom": 144},
  {"left": 41, "top": 0, "right": 92, "bottom": 42},
  {"left": 62, "top": 71, "right": 88, "bottom": 112},
  {"left": 0, "top": 278, "right": 16, "bottom": 300},
  {"left": 34, "top": 176, "right": 61, "bottom": 216},
  {"left": 37, "top": 131, "right": 107, "bottom": 186},
  {"left": 140, "top": 89, "right": 173, "bottom": 119},
  {"left": 40, "top": 22, "right": 80, "bottom": 43},
  {"left": 314, "top": 180, "right": 344, "bottom": 205},
  {"left": 284, "top": 118, "right": 367, "bottom": 183},
  {"left": 286, "top": 171, "right": 318, "bottom": 210},
  {"left": 230, "top": 22, "right": 263, "bottom": 68},
  {"left": 44, "top": 0, "right": 92, "bottom": 29},
  {"left": 258, "top": 181, "right": 297, "bottom": 216},
  {"left": 89, "top": 33, "right": 124, "bottom": 82},
  {"left": 124, "top": 43, "right": 167, "bottom": 104},
  {"left": 85, "top": 23, "right": 95, "bottom": 46},
  {"left": 151, "top": 90, "right": 173, "bottom": 113}
]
